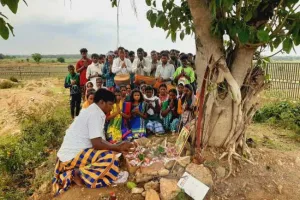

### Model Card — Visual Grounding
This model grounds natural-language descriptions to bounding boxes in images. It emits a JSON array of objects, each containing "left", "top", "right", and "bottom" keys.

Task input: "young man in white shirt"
[
  {"left": 53, "top": 89, "right": 134, "bottom": 196},
  {"left": 150, "top": 50, "right": 161, "bottom": 77},
  {"left": 155, "top": 53, "right": 175, "bottom": 84},
  {"left": 86, "top": 53, "right": 103, "bottom": 90},
  {"left": 132, "top": 48, "right": 151, "bottom": 76},
  {"left": 112, "top": 47, "right": 132, "bottom": 75}
]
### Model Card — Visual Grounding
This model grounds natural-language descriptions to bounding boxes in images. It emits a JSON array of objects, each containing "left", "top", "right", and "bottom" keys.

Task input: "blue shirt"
[{"left": 102, "top": 61, "right": 115, "bottom": 88}]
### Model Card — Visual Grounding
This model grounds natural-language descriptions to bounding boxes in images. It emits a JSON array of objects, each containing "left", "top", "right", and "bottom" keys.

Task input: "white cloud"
[{"left": 0, "top": 0, "right": 195, "bottom": 54}]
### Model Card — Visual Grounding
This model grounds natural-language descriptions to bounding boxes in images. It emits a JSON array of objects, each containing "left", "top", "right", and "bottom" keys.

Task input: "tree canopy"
[{"left": 111, "top": 0, "right": 300, "bottom": 55}]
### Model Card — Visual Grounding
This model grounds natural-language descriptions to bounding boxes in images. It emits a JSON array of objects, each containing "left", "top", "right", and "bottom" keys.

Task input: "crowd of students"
[{"left": 64, "top": 47, "right": 197, "bottom": 144}]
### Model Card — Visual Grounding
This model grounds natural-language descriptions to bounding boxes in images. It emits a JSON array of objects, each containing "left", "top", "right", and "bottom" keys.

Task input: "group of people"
[
  {"left": 55, "top": 47, "right": 197, "bottom": 196},
  {"left": 64, "top": 47, "right": 197, "bottom": 143}
]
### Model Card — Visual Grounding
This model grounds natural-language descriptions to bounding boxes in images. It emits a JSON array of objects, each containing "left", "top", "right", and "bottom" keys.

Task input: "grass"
[
  {"left": 0, "top": 80, "right": 16, "bottom": 89},
  {"left": 0, "top": 102, "right": 71, "bottom": 199}
]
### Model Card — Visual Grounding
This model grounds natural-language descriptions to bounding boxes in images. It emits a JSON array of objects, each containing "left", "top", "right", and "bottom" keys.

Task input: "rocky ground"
[{"left": 30, "top": 124, "right": 300, "bottom": 200}]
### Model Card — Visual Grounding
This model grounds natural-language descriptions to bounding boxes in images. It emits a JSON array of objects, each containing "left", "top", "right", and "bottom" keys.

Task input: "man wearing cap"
[
  {"left": 76, "top": 48, "right": 92, "bottom": 99},
  {"left": 173, "top": 54, "right": 195, "bottom": 85}
]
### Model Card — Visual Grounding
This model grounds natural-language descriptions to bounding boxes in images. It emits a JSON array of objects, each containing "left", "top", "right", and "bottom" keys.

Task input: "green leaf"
[
  {"left": 150, "top": 13, "right": 157, "bottom": 28},
  {"left": 257, "top": 30, "right": 270, "bottom": 42},
  {"left": 162, "top": 0, "right": 167, "bottom": 11},
  {"left": 180, "top": 31, "right": 185, "bottom": 40},
  {"left": 166, "top": 30, "right": 171, "bottom": 39},
  {"left": 0, "top": 18, "right": 9, "bottom": 39},
  {"left": 238, "top": 28, "right": 250, "bottom": 44},
  {"left": 223, "top": 0, "right": 234, "bottom": 10},
  {"left": 282, "top": 38, "right": 293, "bottom": 53},
  {"left": 210, "top": 0, "right": 217, "bottom": 18},
  {"left": 244, "top": 11, "right": 252, "bottom": 22},
  {"left": 216, "top": 0, "right": 222, "bottom": 8},
  {"left": 186, "top": 27, "right": 191, "bottom": 35},
  {"left": 146, "top": 10, "right": 153, "bottom": 20},
  {"left": 294, "top": 35, "right": 300, "bottom": 46},
  {"left": 7, "top": 23, "right": 14, "bottom": 36},
  {"left": 273, "top": 37, "right": 282, "bottom": 48},
  {"left": 152, "top": 0, "right": 156, "bottom": 7},
  {"left": 1, "top": 0, "right": 6, "bottom": 6},
  {"left": 156, "top": 13, "right": 165, "bottom": 27},
  {"left": 145, "top": 0, "right": 151, "bottom": 6},
  {"left": 6, "top": 0, "right": 19, "bottom": 14},
  {"left": 171, "top": 31, "right": 176, "bottom": 42}
]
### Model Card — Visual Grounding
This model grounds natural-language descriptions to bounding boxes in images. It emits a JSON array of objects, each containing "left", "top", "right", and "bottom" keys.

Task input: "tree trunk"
[{"left": 187, "top": 0, "right": 265, "bottom": 152}]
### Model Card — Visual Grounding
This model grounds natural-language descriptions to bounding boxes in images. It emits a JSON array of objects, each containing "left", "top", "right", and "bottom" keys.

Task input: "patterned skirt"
[{"left": 52, "top": 149, "right": 119, "bottom": 196}]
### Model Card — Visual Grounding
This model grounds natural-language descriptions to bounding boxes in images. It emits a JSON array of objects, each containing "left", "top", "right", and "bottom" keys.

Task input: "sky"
[
  {"left": 0, "top": 0, "right": 298, "bottom": 56},
  {"left": 0, "top": 0, "right": 196, "bottom": 55}
]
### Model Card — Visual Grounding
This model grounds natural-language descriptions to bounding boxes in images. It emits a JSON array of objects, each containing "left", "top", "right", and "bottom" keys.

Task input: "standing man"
[
  {"left": 155, "top": 53, "right": 175, "bottom": 85},
  {"left": 112, "top": 47, "right": 132, "bottom": 75},
  {"left": 173, "top": 54, "right": 195, "bottom": 85},
  {"left": 86, "top": 54, "right": 103, "bottom": 90},
  {"left": 65, "top": 65, "right": 81, "bottom": 119},
  {"left": 128, "top": 51, "right": 135, "bottom": 63},
  {"left": 53, "top": 89, "right": 135, "bottom": 195},
  {"left": 128, "top": 51, "right": 136, "bottom": 88},
  {"left": 169, "top": 49, "right": 182, "bottom": 70},
  {"left": 76, "top": 48, "right": 92, "bottom": 100},
  {"left": 132, "top": 48, "right": 151, "bottom": 76},
  {"left": 150, "top": 50, "right": 161, "bottom": 77}
]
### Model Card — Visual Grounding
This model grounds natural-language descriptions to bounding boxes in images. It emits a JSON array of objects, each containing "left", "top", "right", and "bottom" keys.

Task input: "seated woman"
[
  {"left": 53, "top": 89, "right": 134, "bottom": 196},
  {"left": 161, "top": 89, "right": 181, "bottom": 133},
  {"left": 144, "top": 86, "right": 165, "bottom": 135},
  {"left": 129, "top": 89, "right": 147, "bottom": 139},
  {"left": 158, "top": 84, "right": 169, "bottom": 107},
  {"left": 82, "top": 89, "right": 95, "bottom": 109},
  {"left": 106, "top": 89, "right": 130, "bottom": 144},
  {"left": 179, "top": 84, "right": 195, "bottom": 126}
]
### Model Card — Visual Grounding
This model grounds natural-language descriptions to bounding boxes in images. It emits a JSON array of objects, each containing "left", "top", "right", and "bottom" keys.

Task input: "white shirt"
[
  {"left": 155, "top": 63, "right": 175, "bottom": 82},
  {"left": 86, "top": 62, "right": 103, "bottom": 90},
  {"left": 112, "top": 57, "right": 132, "bottom": 75},
  {"left": 132, "top": 58, "right": 151, "bottom": 76},
  {"left": 57, "top": 103, "right": 106, "bottom": 162}
]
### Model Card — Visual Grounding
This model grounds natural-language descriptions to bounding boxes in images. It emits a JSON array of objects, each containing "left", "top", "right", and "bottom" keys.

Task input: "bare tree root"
[{"left": 219, "top": 142, "right": 255, "bottom": 180}]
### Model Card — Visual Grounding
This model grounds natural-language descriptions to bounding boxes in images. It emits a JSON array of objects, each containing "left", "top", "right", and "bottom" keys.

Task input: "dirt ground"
[
  {"left": 30, "top": 124, "right": 300, "bottom": 200},
  {"left": 1, "top": 78, "right": 300, "bottom": 200},
  {"left": 0, "top": 78, "right": 67, "bottom": 136}
]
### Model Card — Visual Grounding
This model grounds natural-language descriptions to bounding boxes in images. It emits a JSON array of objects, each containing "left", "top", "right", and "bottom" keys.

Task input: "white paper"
[{"left": 177, "top": 172, "right": 210, "bottom": 200}]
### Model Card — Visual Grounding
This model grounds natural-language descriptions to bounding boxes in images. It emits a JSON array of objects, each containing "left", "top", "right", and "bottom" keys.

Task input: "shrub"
[
  {"left": 57, "top": 57, "right": 65, "bottom": 63},
  {"left": 32, "top": 53, "right": 42, "bottom": 63},
  {"left": 9, "top": 76, "right": 18, "bottom": 82},
  {"left": 254, "top": 101, "right": 300, "bottom": 134},
  {"left": 0, "top": 80, "right": 14, "bottom": 89},
  {"left": 0, "top": 104, "right": 70, "bottom": 199}
]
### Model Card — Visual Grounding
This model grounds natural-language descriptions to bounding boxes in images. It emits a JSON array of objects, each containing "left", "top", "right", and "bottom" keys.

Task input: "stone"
[
  {"left": 160, "top": 178, "right": 180, "bottom": 200},
  {"left": 276, "top": 160, "right": 283, "bottom": 166},
  {"left": 216, "top": 166, "right": 226, "bottom": 178},
  {"left": 136, "top": 168, "right": 169, "bottom": 183},
  {"left": 177, "top": 156, "right": 191, "bottom": 167},
  {"left": 144, "top": 181, "right": 160, "bottom": 191},
  {"left": 145, "top": 189, "right": 160, "bottom": 200},
  {"left": 186, "top": 163, "right": 213, "bottom": 186},
  {"left": 295, "top": 157, "right": 300, "bottom": 167},
  {"left": 131, "top": 187, "right": 144, "bottom": 194},
  {"left": 164, "top": 159, "right": 176, "bottom": 170},
  {"left": 141, "top": 162, "right": 165, "bottom": 175},
  {"left": 142, "top": 192, "right": 146, "bottom": 197}
]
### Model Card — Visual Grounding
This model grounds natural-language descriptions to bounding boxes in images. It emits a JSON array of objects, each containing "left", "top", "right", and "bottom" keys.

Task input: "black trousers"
[{"left": 70, "top": 93, "right": 81, "bottom": 118}]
